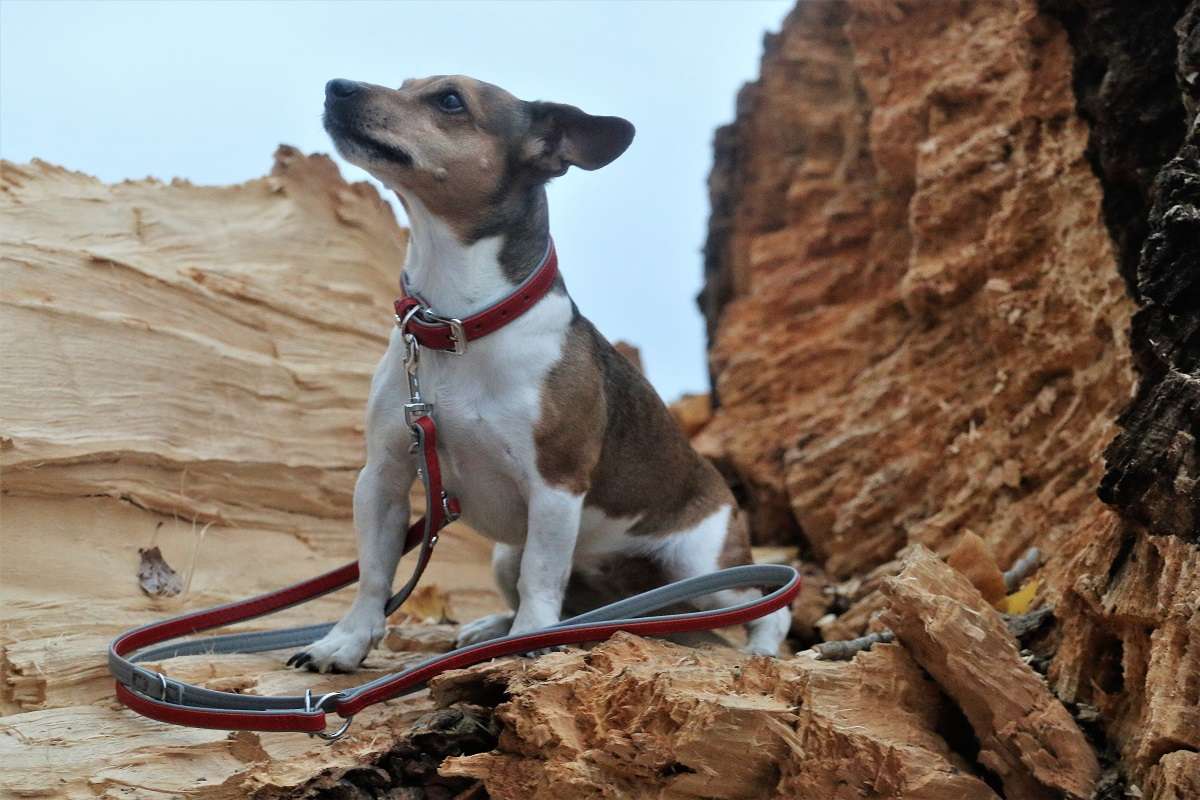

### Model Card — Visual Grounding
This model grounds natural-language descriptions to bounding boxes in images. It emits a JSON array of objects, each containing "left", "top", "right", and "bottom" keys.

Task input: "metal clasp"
[
  {"left": 399, "top": 300, "right": 467, "bottom": 356},
  {"left": 401, "top": 328, "right": 433, "bottom": 428},
  {"left": 304, "top": 689, "right": 354, "bottom": 743}
]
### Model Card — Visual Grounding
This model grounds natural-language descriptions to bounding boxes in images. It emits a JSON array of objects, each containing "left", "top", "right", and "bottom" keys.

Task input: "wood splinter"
[{"left": 813, "top": 629, "right": 895, "bottom": 661}]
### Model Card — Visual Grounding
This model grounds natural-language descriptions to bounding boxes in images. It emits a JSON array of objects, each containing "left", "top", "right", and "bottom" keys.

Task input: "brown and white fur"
[{"left": 292, "top": 75, "right": 789, "bottom": 673}]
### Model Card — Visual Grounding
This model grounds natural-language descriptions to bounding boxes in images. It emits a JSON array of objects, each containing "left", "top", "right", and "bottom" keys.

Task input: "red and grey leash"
[
  {"left": 109, "top": 557, "right": 800, "bottom": 740},
  {"left": 108, "top": 241, "right": 801, "bottom": 740}
]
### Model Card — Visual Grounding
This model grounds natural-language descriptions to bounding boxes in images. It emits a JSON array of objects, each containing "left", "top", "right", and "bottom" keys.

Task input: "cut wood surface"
[{"left": 0, "top": 151, "right": 504, "bottom": 799}]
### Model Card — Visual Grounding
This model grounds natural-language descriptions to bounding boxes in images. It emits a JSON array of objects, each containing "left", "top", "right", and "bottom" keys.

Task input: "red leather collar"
[{"left": 393, "top": 241, "right": 559, "bottom": 354}]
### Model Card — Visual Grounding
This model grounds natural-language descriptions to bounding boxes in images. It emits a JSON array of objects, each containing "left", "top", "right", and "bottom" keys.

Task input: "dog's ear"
[{"left": 522, "top": 101, "right": 635, "bottom": 177}]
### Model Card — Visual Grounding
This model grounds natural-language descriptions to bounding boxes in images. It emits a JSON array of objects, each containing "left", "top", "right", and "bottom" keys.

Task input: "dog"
[{"left": 290, "top": 75, "right": 790, "bottom": 673}]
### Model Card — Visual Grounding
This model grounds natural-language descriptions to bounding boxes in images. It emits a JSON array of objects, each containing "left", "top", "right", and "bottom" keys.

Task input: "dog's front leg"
[
  {"left": 508, "top": 487, "right": 583, "bottom": 635},
  {"left": 289, "top": 451, "right": 414, "bottom": 673}
]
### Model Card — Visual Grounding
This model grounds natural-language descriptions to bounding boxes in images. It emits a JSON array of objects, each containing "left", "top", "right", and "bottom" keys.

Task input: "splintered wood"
[
  {"left": 430, "top": 634, "right": 1000, "bottom": 800},
  {"left": 881, "top": 546, "right": 1100, "bottom": 800},
  {"left": 417, "top": 546, "right": 1102, "bottom": 800}
]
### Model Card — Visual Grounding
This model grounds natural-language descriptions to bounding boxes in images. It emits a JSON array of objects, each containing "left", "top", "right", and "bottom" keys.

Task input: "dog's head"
[{"left": 323, "top": 75, "right": 634, "bottom": 238}]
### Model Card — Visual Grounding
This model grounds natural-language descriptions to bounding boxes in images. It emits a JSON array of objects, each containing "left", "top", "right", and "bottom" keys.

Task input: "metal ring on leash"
[
  {"left": 395, "top": 303, "right": 423, "bottom": 332},
  {"left": 304, "top": 689, "right": 353, "bottom": 743},
  {"left": 155, "top": 671, "right": 183, "bottom": 703},
  {"left": 313, "top": 715, "right": 354, "bottom": 742}
]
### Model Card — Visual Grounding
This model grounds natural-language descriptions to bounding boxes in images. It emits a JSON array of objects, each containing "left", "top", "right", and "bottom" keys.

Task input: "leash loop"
[{"left": 109, "top": 561, "right": 800, "bottom": 734}]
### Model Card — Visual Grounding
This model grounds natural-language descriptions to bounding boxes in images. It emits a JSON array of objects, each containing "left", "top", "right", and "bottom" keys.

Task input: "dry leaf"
[
  {"left": 390, "top": 583, "right": 454, "bottom": 624},
  {"left": 137, "top": 546, "right": 183, "bottom": 597}
]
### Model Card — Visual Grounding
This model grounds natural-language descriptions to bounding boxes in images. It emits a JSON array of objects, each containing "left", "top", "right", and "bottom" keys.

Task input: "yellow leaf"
[{"left": 999, "top": 578, "right": 1041, "bottom": 615}]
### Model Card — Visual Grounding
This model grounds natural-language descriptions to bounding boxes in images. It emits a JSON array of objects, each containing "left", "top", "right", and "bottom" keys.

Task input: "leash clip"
[{"left": 402, "top": 330, "right": 433, "bottom": 428}]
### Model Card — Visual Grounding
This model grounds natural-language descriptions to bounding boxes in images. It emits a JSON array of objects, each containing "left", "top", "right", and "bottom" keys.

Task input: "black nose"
[{"left": 325, "top": 79, "right": 360, "bottom": 100}]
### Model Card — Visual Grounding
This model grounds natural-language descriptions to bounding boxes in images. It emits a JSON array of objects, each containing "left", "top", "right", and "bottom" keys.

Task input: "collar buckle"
[
  {"left": 403, "top": 303, "right": 467, "bottom": 355},
  {"left": 418, "top": 310, "right": 466, "bottom": 355},
  {"left": 443, "top": 317, "right": 467, "bottom": 355}
]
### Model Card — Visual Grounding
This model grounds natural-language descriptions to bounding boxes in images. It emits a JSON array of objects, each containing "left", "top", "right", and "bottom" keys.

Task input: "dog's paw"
[
  {"left": 508, "top": 607, "right": 560, "bottom": 636},
  {"left": 521, "top": 644, "right": 566, "bottom": 659},
  {"left": 288, "top": 616, "right": 384, "bottom": 673},
  {"left": 740, "top": 642, "right": 780, "bottom": 658},
  {"left": 505, "top": 607, "right": 564, "bottom": 658},
  {"left": 455, "top": 612, "right": 515, "bottom": 647}
]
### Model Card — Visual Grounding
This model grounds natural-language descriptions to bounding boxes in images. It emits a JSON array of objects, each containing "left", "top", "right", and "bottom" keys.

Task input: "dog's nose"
[{"left": 325, "top": 79, "right": 361, "bottom": 100}]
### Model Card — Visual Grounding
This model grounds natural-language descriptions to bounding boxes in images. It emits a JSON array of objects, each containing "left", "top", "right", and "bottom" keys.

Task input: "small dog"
[{"left": 292, "top": 75, "right": 789, "bottom": 673}]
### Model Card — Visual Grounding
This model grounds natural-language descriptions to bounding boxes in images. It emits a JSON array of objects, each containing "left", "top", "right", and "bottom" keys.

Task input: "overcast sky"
[{"left": 0, "top": 0, "right": 790, "bottom": 401}]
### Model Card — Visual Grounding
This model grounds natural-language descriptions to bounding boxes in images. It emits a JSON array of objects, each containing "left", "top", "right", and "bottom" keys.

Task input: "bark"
[{"left": 1038, "top": 0, "right": 1200, "bottom": 540}]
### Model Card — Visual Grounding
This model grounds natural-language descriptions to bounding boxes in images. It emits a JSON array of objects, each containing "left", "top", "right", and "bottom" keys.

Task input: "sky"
[{"left": 0, "top": 0, "right": 791, "bottom": 401}]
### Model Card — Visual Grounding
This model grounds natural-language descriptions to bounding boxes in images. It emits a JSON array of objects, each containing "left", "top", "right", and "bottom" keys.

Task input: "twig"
[
  {"left": 181, "top": 519, "right": 213, "bottom": 598},
  {"left": 1004, "top": 547, "right": 1041, "bottom": 592},
  {"left": 813, "top": 629, "right": 895, "bottom": 661},
  {"left": 1004, "top": 605, "right": 1054, "bottom": 639}
]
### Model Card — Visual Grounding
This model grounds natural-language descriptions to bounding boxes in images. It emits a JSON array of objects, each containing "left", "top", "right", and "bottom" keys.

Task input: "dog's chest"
[{"left": 416, "top": 301, "right": 571, "bottom": 540}]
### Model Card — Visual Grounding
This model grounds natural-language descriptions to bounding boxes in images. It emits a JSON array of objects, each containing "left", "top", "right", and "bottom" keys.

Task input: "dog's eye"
[{"left": 437, "top": 91, "right": 465, "bottom": 113}]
